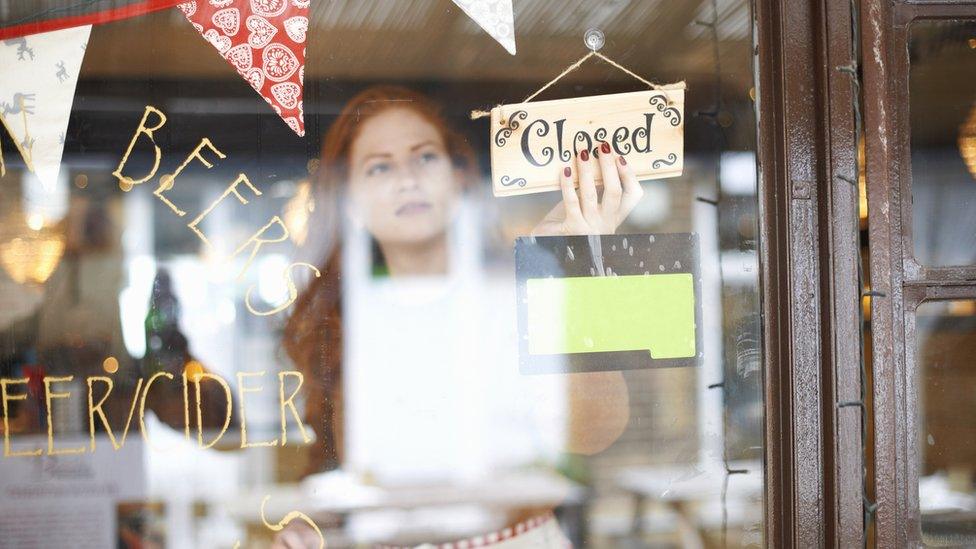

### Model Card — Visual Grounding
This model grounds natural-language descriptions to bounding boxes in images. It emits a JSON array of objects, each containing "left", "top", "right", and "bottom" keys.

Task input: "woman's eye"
[
  {"left": 366, "top": 162, "right": 391, "bottom": 177},
  {"left": 420, "top": 152, "right": 438, "bottom": 163}
]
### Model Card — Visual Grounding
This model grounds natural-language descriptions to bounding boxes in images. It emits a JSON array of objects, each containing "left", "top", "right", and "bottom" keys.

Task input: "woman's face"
[{"left": 346, "top": 108, "right": 462, "bottom": 246}]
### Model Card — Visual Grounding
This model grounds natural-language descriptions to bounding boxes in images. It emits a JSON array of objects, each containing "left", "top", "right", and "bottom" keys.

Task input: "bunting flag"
[
  {"left": 178, "top": 0, "right": 308, "bottom": 136},
  {"left": 451, "top": 0, "right": 516, "bottom": 55},
  {"left": 0, "top": 1, "right": 183, "bottom": 40},
  {"left": 0, "top": 25, "right": 91, "bottom": 187},
  {"left": 1, "top": 1, "right": 518, "bottom": 142}
]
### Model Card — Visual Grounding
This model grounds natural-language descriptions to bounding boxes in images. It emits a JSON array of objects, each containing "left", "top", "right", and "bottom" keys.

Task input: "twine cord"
[{"left": 470, "top": 50, "right": 679, "bottom": 120}]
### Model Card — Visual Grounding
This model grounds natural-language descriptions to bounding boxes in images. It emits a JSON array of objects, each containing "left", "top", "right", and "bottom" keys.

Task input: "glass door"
[{"left": 0, "top": 1, "right": 769, "bottom": 547}]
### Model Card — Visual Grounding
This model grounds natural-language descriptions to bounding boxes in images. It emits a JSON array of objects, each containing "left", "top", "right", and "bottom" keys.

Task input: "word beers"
[
  {"left": 1, "top": 370, "right": 311, "bottom": 457},
  {"left": 111, "top": 105, "right": 319, "bottom": 316}
]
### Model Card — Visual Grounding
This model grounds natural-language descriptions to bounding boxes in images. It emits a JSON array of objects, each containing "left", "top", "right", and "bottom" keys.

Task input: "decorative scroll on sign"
[{"left": 489, "top": 84, "right": 685, "bottom": 197}]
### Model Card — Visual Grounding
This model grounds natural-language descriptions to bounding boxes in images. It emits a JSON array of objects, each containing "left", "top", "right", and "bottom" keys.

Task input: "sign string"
[{"left": 470, "top": 50, "right": 682, "bottom": 120}]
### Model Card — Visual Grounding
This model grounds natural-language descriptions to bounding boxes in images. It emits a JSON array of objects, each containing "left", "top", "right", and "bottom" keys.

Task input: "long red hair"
[{"left": 282, "top": 85, "right": 477, "bottom": 475}]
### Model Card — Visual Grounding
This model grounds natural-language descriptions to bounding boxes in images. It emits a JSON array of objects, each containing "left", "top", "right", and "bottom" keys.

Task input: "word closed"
[{"left": 489, "top": 85, "right": 685, "bottom": 197}]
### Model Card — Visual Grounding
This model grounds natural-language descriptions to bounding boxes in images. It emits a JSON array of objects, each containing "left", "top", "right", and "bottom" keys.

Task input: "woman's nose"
[{"left": 396, "top": 167, "right": 422, "bottom": 192}]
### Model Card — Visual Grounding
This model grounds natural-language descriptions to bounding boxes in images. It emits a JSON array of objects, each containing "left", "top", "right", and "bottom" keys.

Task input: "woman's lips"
[{"left": 395, "top": 202, "right": 432, "bottom": 216}]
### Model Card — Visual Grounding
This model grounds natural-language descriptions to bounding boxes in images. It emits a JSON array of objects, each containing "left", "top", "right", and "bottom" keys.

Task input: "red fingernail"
[
  {"left": 580, "top": 149, "right": 589, "bottom": 161},
  {"left": 564, "top": 167, "right": 571, "bottom": 177},
  {"left": 619, "top": 156, "right": 627, "bottom": 166},
  {"left": 601, "top": 142, "right": 611, "bottom": 154}
]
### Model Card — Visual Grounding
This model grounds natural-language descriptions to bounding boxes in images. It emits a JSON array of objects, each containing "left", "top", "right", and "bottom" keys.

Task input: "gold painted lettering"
[
  {"left": 233, "top": 215, "right": 289, "bottom": 280},
  {"left": 278, "top": 371, "right": 311, "bottom": 445},
  {"left": 2, "top": 378, "right": 41, "bottom": 457},
  {"left": 139, "top": 371, "right": 175, "bottom": 452},
  {"left": 188, "top": 173, "right": 262, "bottom": 248},
  {"left": 86, "top": 376, "right": 144, "bottom": 452},
  {"left": 245, "top": 262, "right": 321, "bottom": 316},
  {"left": 87, "top": 376, "right": 118, "bottom": 451},
  {"left": 193, "top": 372, "right": 233, "bottom": 449},
  {"left": 154, "top": 138, "right": 226, "bottom": 216},
  {"left": 182, "top": 371, "right": 191, "bottom": 442},
  {"left": 260, "top": 495, "right": 325, "bottom": 549},
  {"left": 238, "top": 371, "right": 278, "bottom": 448},
  {"left": 112, "top": 105, "right": 167, "bottom": 187},
  {"left": 44, "top": 376, "right": 85, "bottom": 456}
]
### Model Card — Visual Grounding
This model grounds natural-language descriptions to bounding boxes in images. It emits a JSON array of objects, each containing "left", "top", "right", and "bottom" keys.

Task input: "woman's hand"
[{"left": 531, "top": 142, "right": 644, "bottom": 237}]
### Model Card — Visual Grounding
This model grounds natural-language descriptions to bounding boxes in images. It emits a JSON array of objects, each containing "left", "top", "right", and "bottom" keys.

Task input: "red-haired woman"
[{"left": 276, "top": 86, "right": 643, "bottom": 548}]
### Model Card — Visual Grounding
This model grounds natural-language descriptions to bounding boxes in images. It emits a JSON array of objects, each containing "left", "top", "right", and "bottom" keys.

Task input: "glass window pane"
[
  {"left": 0, "top": 1, "right": 764, "bottom": 546},
  {"left": 909, "top": 20, "right": 976, "bottom": 266},
  {"left": 917, "top": 299, "right": 976, "bottom": 545}
]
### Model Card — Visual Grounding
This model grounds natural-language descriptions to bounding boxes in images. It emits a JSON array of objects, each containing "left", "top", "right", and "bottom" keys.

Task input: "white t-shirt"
[{"left": 342, "top": 202, "right": 566, "bottom": 484}]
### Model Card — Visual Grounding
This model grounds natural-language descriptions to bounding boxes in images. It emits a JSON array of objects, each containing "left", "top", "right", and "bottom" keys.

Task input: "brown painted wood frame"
[
  {"left": 860, "top": 0, "right": 976, "bottom": 546},
  {"left": 755, "top": 0, "right": 865, "bottom": 545}
]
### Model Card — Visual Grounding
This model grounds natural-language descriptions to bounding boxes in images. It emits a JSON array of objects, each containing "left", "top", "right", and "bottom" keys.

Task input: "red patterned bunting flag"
[{"left": 178, "top": 0, "right": 307, "bottom": 136}]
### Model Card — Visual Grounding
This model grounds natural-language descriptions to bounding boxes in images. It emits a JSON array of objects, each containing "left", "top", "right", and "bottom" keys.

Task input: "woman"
[{"left": 277, "top": 86, "right": 642, "bottom": 548}]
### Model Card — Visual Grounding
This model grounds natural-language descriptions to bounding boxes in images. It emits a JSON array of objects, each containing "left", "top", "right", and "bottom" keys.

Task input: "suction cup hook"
[{"left": 584, "top": 28, "right": 605, "bottom": 52}]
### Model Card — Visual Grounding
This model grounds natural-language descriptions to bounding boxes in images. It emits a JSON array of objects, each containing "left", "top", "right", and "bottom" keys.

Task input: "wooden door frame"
[
  {"left": 755, "top": 0, "right": 865, "bottom": 545},
  {"left": 860, "top": 0, "right": 976, "bottom": 546}
]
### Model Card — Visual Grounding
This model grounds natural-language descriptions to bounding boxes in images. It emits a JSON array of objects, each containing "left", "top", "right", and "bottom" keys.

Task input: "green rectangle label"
[{"left": 526, "top": 274, "right": 696, "bottom": 359}]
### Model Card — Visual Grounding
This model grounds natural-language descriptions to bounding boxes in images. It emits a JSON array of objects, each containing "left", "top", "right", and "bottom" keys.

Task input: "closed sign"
[{"left": 489, "top": 84, "right": 685, "bottom": 197}]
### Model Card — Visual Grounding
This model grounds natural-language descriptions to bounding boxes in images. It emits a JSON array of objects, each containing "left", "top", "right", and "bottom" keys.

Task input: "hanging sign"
[
  {"left": 515, "top": 233, "right": 701, "bottom": 374},
  {"left": 488, "top": 84, "right": 685, "bottom": 197}
]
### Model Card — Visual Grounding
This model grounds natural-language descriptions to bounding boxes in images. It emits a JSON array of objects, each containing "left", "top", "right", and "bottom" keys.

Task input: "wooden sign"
[{"left": 489, "top": 84, "right": 685, "bottom": 197}]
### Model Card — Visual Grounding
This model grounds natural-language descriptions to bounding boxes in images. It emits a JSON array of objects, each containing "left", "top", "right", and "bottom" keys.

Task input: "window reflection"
[
  {"left": 917, "top": 300, "right": 976, "bottom": 546},
  {"left": 910, "top": 20, "right": 976, "bottom": 266}
]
